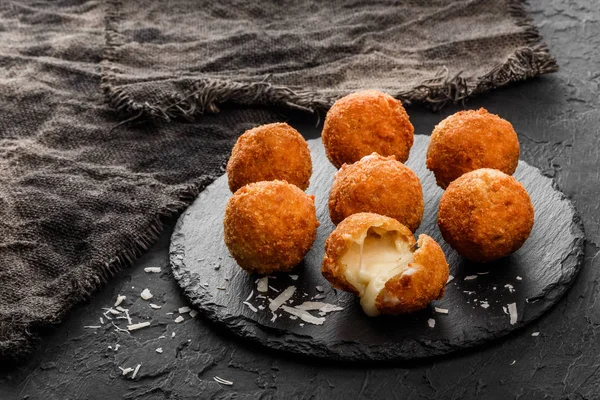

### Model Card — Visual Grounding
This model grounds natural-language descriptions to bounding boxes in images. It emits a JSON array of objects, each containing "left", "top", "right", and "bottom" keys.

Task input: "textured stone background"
[{"left": 1, "top": 0, "right": 599, "bottom": 398}]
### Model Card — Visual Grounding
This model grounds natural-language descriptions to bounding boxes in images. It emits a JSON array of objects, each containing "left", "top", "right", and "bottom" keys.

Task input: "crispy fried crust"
[
  {"left": 322, "top": 90, "right": 414, "bottom": 169},
  {"left": 426, "top": 108, "right": 520, "bottom": 189},
  {"left": 321, "top": 213, "right": 415, "bottom": 296},
  {"left": 328, "top": 153, "right": 423, "bottom": 231},
  {"left": 375, "top": 234, "right": 449, "bottom": 314},
  {"left": 226, "top": 123, "right": 312, "bottom": 192},
  {"left": 438, "top": 168, "right": 534, "bottom": 263},
  {"left": 224, "top": 180, "right": 319, "bottom": 275}
]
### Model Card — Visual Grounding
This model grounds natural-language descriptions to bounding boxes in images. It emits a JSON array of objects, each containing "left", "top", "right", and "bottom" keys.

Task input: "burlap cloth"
[{"left": 0, "top": 0, "right": 556, "bottom": 360}]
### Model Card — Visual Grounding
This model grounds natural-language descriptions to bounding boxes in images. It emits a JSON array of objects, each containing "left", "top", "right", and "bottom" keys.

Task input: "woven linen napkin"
[{"left": 102, "top": 0, "right": 557, "bottom": 120}]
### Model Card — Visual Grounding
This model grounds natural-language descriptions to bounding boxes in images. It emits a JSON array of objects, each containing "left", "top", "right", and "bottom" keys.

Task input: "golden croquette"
[
  {"left": 322, "top": 90, "right": 414, "bottom": 169},
  {"left": 426, "top": 108, "right": 520, "bottom": 189},
  {"left": 322, "top": 212, "right": 449, "bottom": 316},
  {"left": 328, "top": 153, "right": 423, "bottom": 231},
  {"left": 226, "top": 122, "right": 312, "bottom": 193},
  {"left": 224, "top": 180, "right": 319, "bottom": 275},
  {"left": 437, "top": 168, "right": 534, "bottom": 263}
]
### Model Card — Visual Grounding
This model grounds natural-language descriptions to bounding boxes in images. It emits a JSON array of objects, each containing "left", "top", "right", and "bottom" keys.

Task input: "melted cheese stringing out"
[{"left": 340, "top": 227, "right": 414, "bottom": 316}]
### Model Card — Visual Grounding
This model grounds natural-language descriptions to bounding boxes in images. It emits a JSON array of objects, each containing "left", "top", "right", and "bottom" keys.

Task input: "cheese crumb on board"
[
  {"left": 114, "top": 295, "right": 126, "bottom": 307},
  {"left": 508, "top": 302, "right": 518, "bottom": 325},
  {"left": 257, "top": 277, "right": 268, "bottom": 293},
  {"left": 144, "top": 267, "right": 161, "bottom": 273},
  {"left": 140, "top": 289, "right": 153, "bottom": 300}
]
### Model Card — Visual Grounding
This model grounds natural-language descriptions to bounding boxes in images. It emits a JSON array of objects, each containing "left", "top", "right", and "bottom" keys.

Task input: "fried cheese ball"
[
  {"left": 322, "top": 213, "right": 449, "bottom": 316},
  {"left": 328, "top": 153, "right": 423, "bottom": 231},
  {"left": 224, "top": 180, "right": 319, "bottom": 275},
  {"left": 322, "top": 90, "right": 414, "bottom": 169},
  {"left": 226, "top": 123, "right": 312, "bottom": 193},
  {"left": 426, "top": 108, "right": 520, "bottom": 189},
  {"left": 438, "top": 169, "right": 534, "bottom": 263}
]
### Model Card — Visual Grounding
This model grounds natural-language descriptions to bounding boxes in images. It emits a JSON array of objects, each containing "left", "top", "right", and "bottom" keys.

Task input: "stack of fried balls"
[{"left": 223, "top": 91, "right": 534, "bottom": 317}]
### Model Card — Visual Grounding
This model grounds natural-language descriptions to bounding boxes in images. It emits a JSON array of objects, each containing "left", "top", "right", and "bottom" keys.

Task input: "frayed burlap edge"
[
  {"left": 101, "top": 0, "right": 558, "bottom": 121},
  {"left": 0, "top": 174, "right": 218, "bottom": 362}
]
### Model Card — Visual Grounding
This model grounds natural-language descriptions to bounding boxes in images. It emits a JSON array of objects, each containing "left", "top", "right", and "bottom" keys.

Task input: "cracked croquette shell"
[
  {"left": 321, "top": 213, "right": 449, "bottom": 316},
  {"left": 328, "top": 153, "right": 423, "bottom": 231},
  {"left": 226, "top": 122, "right": 312, "bottom": 192},
  {"left": 426, "top": 108, "right": 520, "bottom": 189},
  {"left": 224, "top": 180, "right": 319, "bottom": 275},
  {"left": 438, "top": 168, "right": 534, "bottom": 263},
  {"left": 322, "top": 90, "right": 414, "bottom": 169}
]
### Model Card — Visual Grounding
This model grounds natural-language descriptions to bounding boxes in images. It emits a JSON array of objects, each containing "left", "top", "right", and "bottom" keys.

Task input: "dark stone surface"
[
  {"left": 1, "top": 0, "right": 600, "bottom": 398},
  {"left": 170, "top": 135, "right": 584, "bottom": 361}
]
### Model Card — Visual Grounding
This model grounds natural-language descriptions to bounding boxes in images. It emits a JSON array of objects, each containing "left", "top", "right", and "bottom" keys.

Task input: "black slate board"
[{"left": 170, "top": 135, "right": 585, "bottom": 361}]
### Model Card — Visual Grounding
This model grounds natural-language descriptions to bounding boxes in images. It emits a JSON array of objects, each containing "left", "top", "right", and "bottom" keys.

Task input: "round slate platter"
[{"left": 170, "top": 135, "right": 585, "bottom": 361}]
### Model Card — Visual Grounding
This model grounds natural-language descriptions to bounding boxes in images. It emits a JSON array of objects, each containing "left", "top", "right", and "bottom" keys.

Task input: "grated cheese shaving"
[
  {"left": 243, "top": 301, "right": 258, "bottom": 312},
  {"left": 84, "top": 325, "right": 101, "bottom": 329},
  {"left": 294, "top": 301, "right": 343, "bottom": 313},
  {"left": 100, "top": 317, "right": 104, "bottom": 324},
  {"left": 505, "top": 284, "right": 515, "bottom": 293},
  {"left": 289, "top": 275, "right": 298, "bottom": 281},
  {"left": 131, "top": 364, "right": 141, "bottom": 379},
  {"left": 174, "top": 316, "right": 185, "bottom": 323},
  {"left": 464, "top": 275, "right": 477, "bottom": 281},
  {"left": 434, "top": 307, "right": 449, "bottom": 314},
  {"left": 516, "top": 276, "right": 523, "bottom": 281},
  {"left": 124, "top": 309, "right": 132, "bottom": 325},
  {"left": 111, "top": 322, "right": 130, "bottom": 334},
  {"left": 144, "top": 267, "right": 161, "bottom": 273},
  {"left": 502, "top": 306, "right": 508, "bottom": 314},
  {"left": 213, "top": 376, "right": 233, "bottom": 386},
  {"left": 313, "top": 294, "right": 326, "bottom": 300},
  {"left": 532, "top": 332, "right": 540, "bottom": 337},
  {"left": 270, "top": 314, "right": 278, "bottom": 322},
  {"left": 428, "top": 318, "right": 436, "bottom": 328},
  {"left": 140, "top": 288, "right": 153, "bottom": 300},
  {"left": 477, "top": 271, "right": 489, "bottom": 275},
  {"left": 480, "top": 301, "right": 490, "bottom": 309},
  {"left": 446, "top": 275, "right": 454, "bottom": 284},
  {"left": 171, "top": 332, "right": 176, "bottom": 338},
  {"left": 115, "top": 306, "right": 126, "bottom": 313},
  {"left": 119, "top": 367, "right": 134, "bottom": 376},
  {"left": 115, "top": 344, "right": 120, "bottom": 351},
  {"left": 508, "top": 302, "right": 517, "bottom": 325},
  {"left": 156, "top": 348, "right": 163, "bottom": 353},
  {"left": 178, "top": 306, "right": 191, "bottom": 314},
  {"left": 114, "top": 295, "right": 126, "bottom": 307},
  {"left": 189, "top": 310, "right": 198, "bottom": 318},
  {"left": 149, "top": 304, "right": 162, "bottom": 309},
  {"left": 315, "top": 286, "right": 325, "bottom": 292},
  {"left": 510, "top": 360, "right": 516, "bottom": 365},
  {"left": 245, "top": 290, "right": 254, "bottom": 302},
  {"left": 268, "top": 286, "right": 279, "bottom": 293},
  {"left": 128, "top": 321, "right": 151, "bottom": 331},
  {"left": 269, "top": 286, "right": 296, "bottom": 312},
  {"left": 280, "top": 305, "right": 325, "bottom": 325}
]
